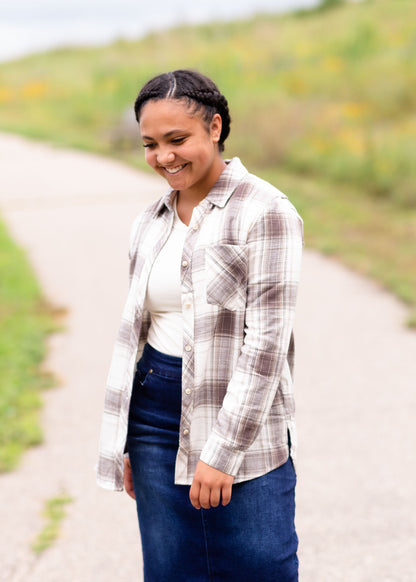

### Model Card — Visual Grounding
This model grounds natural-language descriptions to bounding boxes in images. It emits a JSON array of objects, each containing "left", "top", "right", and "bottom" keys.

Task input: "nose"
[{"left": 157, "top": 148, "right": 175, "bottom": 166}]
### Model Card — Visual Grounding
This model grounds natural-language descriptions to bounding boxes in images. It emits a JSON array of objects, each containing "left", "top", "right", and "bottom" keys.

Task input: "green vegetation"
[
  {"left": 0, "top": 0, "right": 415, "bottom": 326},
  {"left": 32, "top": 494, "right": 73, "bottom": 555},
  {"left": 0, "top": 219, "right": 56, "bottom": 471}
]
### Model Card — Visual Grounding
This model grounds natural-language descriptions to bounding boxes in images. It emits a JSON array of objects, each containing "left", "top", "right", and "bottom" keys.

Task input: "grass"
[
  {"left": 0, "top": 0, "right": 414, "bottom": 203},
  {"left": 1, "top": 0, "right": 415, "bottom": 211},
  {"left": 32, "top": 494, "right": 73, "bottom": 555},
  {"left": 0, "top": 219, "right": 57, "bottom": 471}
]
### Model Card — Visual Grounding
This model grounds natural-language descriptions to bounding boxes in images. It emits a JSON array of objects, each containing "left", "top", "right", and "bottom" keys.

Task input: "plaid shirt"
[{"left": 97, "top": 158, "right": 303, "bottom": 491}]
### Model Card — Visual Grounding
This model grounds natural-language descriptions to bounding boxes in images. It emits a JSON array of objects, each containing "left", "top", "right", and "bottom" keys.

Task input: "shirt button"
[
  {"left": 182, "top": 260, "right": 188, "bottom": 267},
  {"left": 192, "top": 224, "right": 199, "bottom": 230},
  {"left": 185, "top": 345, "right": 192, "bottom": 352},
  {"left": 183, "top": 428, "right": 189, "bottom": 436},
  {"left": 185, "top": 388, "right": 191, "bottom": 395},
  {"left": 184, "top": 303, "right": 191, "bottom": 309}
]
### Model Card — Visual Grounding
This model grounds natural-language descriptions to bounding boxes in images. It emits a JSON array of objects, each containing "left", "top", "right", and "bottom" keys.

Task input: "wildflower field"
[
  {"left": 0, "top": 1, "right": 414, "bottom": 206},
  {"left": 0, "top": 0, "right": 415, "bottom": 467}
]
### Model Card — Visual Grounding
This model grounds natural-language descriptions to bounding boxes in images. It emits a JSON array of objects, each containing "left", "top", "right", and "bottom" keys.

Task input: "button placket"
[{"left": 178, "top": 201, "right": 211, "bottom": 462}]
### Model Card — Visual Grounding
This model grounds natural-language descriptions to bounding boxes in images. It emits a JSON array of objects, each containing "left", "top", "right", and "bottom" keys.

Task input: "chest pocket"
[{"left": 205, "top": 244, "right": 248, "bottom": 311}]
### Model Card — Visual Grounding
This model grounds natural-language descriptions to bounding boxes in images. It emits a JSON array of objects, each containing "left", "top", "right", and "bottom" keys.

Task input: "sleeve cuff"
[{"left": 200, "top": 432, "right": 245, "bottom": 476}]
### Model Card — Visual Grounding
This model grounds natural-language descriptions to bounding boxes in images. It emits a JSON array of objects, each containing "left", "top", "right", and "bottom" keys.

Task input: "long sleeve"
[{"left": 199, "top": 200, "right": 303, "bottom": 475}]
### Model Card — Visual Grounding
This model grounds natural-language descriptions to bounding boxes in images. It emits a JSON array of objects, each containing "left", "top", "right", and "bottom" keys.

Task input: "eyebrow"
[{"left": 141, "top": 129, "right": 188, "bottom": 140}]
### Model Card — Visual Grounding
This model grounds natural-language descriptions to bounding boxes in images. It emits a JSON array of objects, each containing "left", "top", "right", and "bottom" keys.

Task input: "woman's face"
[{"left": 139, "top": 98, "right": 225, "bottom": 198}]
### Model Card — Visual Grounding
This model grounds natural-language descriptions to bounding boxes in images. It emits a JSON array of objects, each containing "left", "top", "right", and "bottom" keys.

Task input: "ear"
[{"left": 210, "top": 113, "right": 222, "bottom": 143}]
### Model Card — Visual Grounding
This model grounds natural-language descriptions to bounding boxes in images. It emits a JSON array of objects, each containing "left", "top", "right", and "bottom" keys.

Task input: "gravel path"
[{"left": 0, "top": 132, "right": 415, "bottom": 582}]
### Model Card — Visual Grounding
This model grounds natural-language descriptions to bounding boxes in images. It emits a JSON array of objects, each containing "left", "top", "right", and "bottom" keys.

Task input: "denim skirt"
[{"left": 127, "top": 343, "right": 299, "bottom": 582}]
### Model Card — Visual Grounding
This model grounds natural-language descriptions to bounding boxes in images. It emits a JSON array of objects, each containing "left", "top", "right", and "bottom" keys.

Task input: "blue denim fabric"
[{"left": 127, "top": 343, "right": 299, "bottom": 582}]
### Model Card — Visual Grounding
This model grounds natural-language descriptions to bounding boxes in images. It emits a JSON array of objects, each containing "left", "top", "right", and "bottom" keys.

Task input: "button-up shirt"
[{"left": 97, "top": 157, "right": 303, "bottom": 491}]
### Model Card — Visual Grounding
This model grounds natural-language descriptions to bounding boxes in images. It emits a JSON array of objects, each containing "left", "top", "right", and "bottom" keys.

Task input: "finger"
[
  {"left": 189, "top": 481, "right": 201, "bottom": 510},
  {"left": 210, "top": 487, "right": 221, "bottom": 508},
  {"left": 126, "top": 473, "right": 136, "bottom": 499},
  {"left": 221, "top": 482, "right": 232, "bottom": 506},
  {"left": 199, "top": 484, "right": 212, "bottom": 509},
  {"left": 126, "top": 481, "right": 136, "bottom": 500},
  {"left": 123, "top": 458, "right": 136, "bottom": 500}
]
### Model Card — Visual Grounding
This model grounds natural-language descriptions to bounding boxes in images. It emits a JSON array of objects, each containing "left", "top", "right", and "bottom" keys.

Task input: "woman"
[{"left": 97, "top": 69, "right": 303, "bottom": 581}]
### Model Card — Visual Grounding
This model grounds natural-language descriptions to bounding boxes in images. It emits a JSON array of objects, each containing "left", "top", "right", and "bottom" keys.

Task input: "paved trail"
[{"left": 0, "top": 133, "right": 415, "bottom": 582}]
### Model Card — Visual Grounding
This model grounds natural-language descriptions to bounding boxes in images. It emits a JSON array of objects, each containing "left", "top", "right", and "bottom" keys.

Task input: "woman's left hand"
[
  {"left": 124, "top": 456, "right": 136, "bottom": 500},
  {"left": 189, "top": 460, "right": 234, "bottom": 510}
]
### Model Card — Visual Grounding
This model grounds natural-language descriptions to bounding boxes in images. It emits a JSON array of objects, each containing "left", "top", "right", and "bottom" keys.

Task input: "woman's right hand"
[{"left": 124, "top": 456, "right": 136, "bottom": 500}]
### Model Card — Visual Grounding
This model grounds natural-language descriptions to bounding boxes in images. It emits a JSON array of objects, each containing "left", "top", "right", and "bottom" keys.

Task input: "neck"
[
  {"left": 176, "top": 157, "right": 226, "bottom": 225},
  {"left": 175, "top": 194, "right": 201, "bottom": 226}
]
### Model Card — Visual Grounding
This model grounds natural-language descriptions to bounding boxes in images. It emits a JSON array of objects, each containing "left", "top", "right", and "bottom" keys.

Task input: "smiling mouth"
[{"left": 164, "top": 164, "right": 187, "bottom": 175}]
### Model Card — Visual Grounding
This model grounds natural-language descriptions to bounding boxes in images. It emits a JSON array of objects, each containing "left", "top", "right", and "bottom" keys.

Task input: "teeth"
[{"left": 165, "top": 164, "right": 185, "bottom": 175}]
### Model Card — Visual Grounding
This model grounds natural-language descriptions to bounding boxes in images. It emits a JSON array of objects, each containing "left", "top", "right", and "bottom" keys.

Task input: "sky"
[{"left": 0, "top": 0, "right": 321, "bottom": 62}]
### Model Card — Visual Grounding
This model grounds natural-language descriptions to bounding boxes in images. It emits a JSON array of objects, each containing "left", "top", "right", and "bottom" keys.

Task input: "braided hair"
[{"left": 134, "top": 70, "right": 231, "bottom": 152}]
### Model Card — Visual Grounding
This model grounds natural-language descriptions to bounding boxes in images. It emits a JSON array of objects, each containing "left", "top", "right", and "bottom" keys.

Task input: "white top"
[{"left": 145, "top": 197, "right": 188, "bottom": 357}]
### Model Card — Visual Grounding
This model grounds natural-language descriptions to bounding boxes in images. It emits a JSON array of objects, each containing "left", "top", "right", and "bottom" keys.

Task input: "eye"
[
  {"left": 143, "top": 143, "right": 156, "bottom": 149},
  {"left": 171, "top": 137, "right": 186, "bottom": 145}
]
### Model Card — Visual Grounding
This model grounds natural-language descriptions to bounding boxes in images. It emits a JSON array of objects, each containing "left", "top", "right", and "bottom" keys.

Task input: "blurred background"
[
  {"left": 0, "top": 0, "right": 322, "bottom": 63},
  {"left": 0, "top": 0, "right": 415, "bottom": 579},
  {"left": 1, "top": 0, "right": 414, "bottom": 321}
]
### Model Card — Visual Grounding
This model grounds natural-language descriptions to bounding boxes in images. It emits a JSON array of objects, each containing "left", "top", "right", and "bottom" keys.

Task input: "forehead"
[{"left": 139, "top": 98, "right": 203, "bottom": 134}]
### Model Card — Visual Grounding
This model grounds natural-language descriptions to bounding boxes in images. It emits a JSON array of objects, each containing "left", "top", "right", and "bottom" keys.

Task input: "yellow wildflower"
[
  {"left": 342, "top": 101, "right": 369, "bottom": 119},
  {"left": 0, "top": 86, "right": 12, "bottom": 103},
  {"left": 338, "top": 128, "right": 365, "bottom": 155},
  {"left": 322, "top": 57, "right": 344, "bottom": 72},
  {"left": 21, "top": 81, "right": 48, "bottom": 99}
]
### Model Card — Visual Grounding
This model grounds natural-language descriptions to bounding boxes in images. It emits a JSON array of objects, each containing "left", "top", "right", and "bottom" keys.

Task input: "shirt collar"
[
  {"left": 205, "top": 157, "right": 249, "bottom": 208},
  {"left": 155, "top": 157, "right": 248, "bottom": 215}
]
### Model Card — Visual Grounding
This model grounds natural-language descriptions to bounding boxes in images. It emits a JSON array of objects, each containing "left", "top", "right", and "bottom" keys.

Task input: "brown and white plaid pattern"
[{"left": 97, "top": 158, "right": 303, "bottom": 491}]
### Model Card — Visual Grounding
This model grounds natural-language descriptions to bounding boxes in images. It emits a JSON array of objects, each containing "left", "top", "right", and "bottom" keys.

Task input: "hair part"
[{"left": 134, "top": 69, "right": 231, "bottom": 152}]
